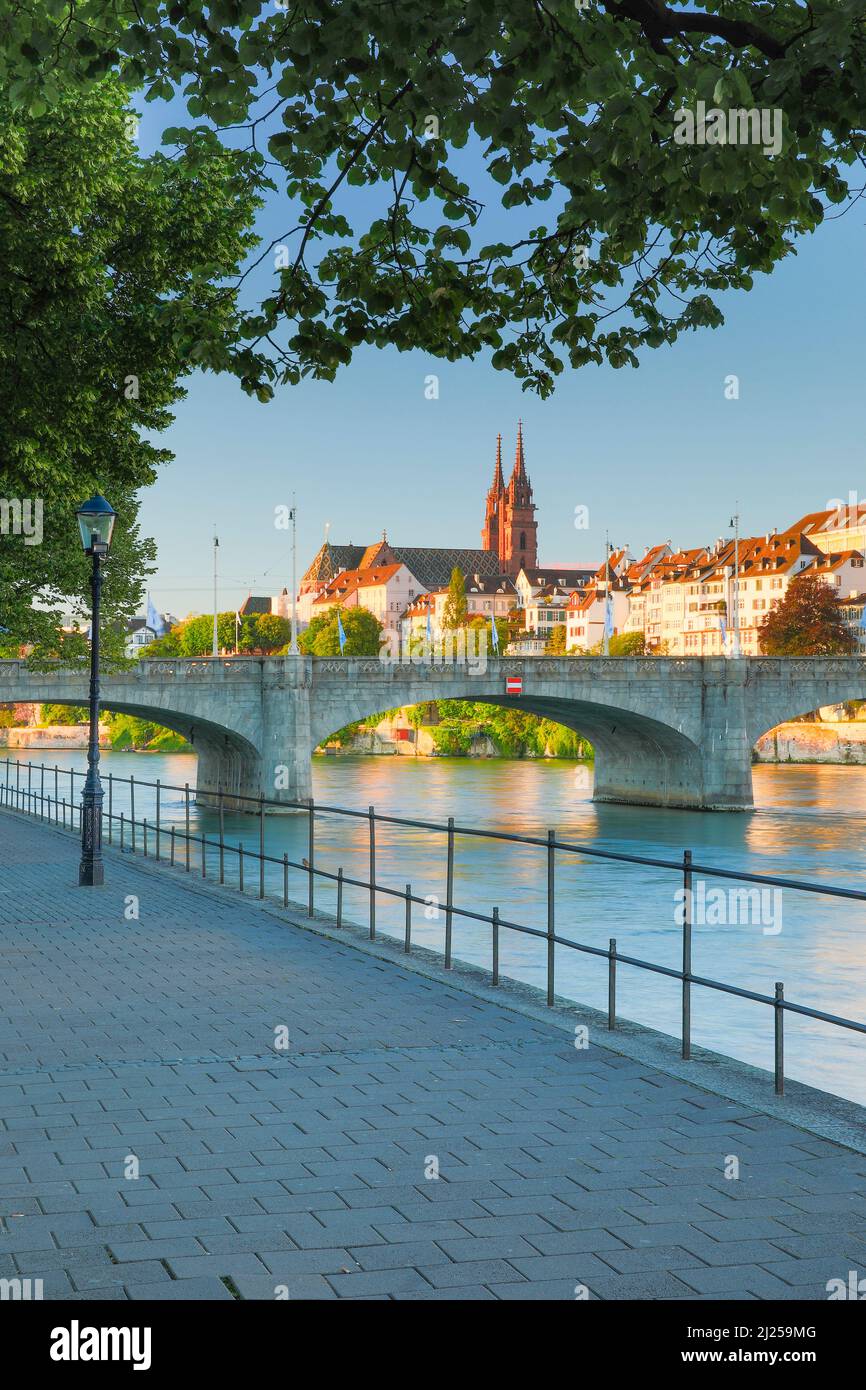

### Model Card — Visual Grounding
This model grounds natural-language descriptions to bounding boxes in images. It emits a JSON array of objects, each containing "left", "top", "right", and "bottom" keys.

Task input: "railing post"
[
  {"left": 368, "top": 805, "right": 376, "bottom": 940},
  {"left": 283, "top": 853, "right": 289, "bottom": 909},
  {"left": 492, "top": 906, "right": 499, "bottom": 986},
  {"left": 108, "top": 772, "right": 113, "bottom": 845},
  {"left": 337, "top": 866, "right": 343, "bottom": 926},
  {"left": 547, "top": 828, "right": 555, "bottom": 1007},
  {"left": 239, "top": 842, "right": 244, "bottom": 894},
  {"left": 219, "top": 788, "right": 225, "bottom": 884},
  {"left": 774, "top": 982, "right": 785, "bottom": 1096},
  {"left": 184, "top": 783, "right": 190, "bottom": 871},
  {"left": 404, "top": 883, "right": 411, "bottom": 953},
  {"left": 53, "top": 766, "right": 58, "bottom": 819},
  {"left": 682, "top": 849, "right": 692, "bottom": 1060},
  {"left": 308, "top": 797, "right": 315, "bottom": 916},
  {"left": 62, "top": 797, "right": 66, "bottom": 829},
  {"left": 202, "top": 833, "right": 207, "bottom": 878},
  {"left": 170, "top": 825, "right": 175, "bottom": 866},
  {"left": 259, "top": 795, "right": 265, "bottom": 899},
  {"left": 130, "top": 774, "right": 135, "bottom": 853},
  {"left": 143, "top": 817, "right": 148, "bottom": 857},
  {"left": 444, "top": 815, "right": 454, "bottom": 968},
  {"left": 155, "top": 778, "right": 160, "bottom": 861},
  {"left": 608, "top": 938, "right": 617, "bottom": 1029},
  {"left": 120, "top": 812, "right": 125, "bottom": 851}
]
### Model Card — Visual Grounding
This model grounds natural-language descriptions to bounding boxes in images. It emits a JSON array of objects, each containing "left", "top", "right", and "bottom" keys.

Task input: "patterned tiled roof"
[
  {"left": 390, "top": 547, "right": 502, "bottom": 591},
  {"left": 302, "top": 541, "right": 501, "bottom": 594}
]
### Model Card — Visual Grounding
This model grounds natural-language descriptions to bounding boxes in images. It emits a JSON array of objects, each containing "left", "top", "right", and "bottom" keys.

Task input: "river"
[{"left": 6, "top": 749, "right": 866, "bottom": 1108}]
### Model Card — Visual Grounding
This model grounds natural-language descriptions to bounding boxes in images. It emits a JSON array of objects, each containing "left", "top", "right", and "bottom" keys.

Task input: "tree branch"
[{"left": 603, "top": 0, "right": 788, "bottom": 60}]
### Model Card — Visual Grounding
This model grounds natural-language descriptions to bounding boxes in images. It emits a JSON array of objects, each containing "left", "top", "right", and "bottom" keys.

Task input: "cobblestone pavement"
[{"left": 1, "top": 813, "right": 865, "bottom": 1301}]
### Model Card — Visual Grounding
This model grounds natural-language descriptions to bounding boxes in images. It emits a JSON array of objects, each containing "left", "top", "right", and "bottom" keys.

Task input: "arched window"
[{"left": 519, "top": 531, "right": 526, "bottom": 550}]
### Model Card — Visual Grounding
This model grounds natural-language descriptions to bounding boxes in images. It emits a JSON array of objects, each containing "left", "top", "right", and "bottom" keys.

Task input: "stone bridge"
[{"left": 1, "top": 655, "right": 864, "bottom": 813}]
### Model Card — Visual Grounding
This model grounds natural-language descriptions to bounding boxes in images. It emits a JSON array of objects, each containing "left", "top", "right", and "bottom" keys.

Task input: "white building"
[
  {"left": 514, "top": 565, "right": 594, "bottom": 611},
  {"left": 311, "top": 562, "right": 423, "bottom": 643},
  {"left": 125, "top": 613, "right": 176, "bottom": 659},
  {"left": 565, "top": 583, "right": 630, "bottom": 652}
]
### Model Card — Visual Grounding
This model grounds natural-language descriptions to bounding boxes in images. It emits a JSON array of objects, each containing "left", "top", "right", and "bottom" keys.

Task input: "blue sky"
[{"left": 135, "top": 101, "right": 866, "bottom": 620}]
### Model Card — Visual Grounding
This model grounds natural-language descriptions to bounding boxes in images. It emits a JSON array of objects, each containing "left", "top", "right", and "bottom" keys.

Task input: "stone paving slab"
[{"left": 1, "top": 812, "right": 865, "bottom": 1301}]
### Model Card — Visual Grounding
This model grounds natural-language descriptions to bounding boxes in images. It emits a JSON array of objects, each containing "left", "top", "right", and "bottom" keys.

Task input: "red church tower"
[
  {"left": 482, "top": 434, "right": 505, "bottom": 554},
  {"left": 482, "top": 423, "right": 538, "bottom": 575}
]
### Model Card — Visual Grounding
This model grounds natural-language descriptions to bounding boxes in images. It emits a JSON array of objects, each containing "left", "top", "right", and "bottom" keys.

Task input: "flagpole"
[
  {"left": 732, "top": 506, "right": 740, "bottom": 659},
  {"left": 603, "top": 530, "right": 610, "bottom": 656},
  {"left": 290, "top": 494, "right": 299, "bottom": 655},
  {"left": 212, "top": 530, "right": 219, "bottom": 658}
]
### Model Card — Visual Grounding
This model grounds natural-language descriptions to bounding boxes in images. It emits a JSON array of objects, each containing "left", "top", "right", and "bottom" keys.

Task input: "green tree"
[
  {"left": 0, "top": 79, "right": 259, "bottom": 649},
  {"left": 4, "top": 4, "right": 862, "bottom": 396},
  {"left": 442, "top": 569, "right": 468, "bottom": 630},
  {"left": 139, "top": 626, "right": 182, "bottom": 658},
  {"left": 299, "top": 607, "right": 383, "bottom": 657},
  {"left": 174, "top": 612, "right": 240, "bottom": 656},
  {"left": 251, "top": 614, "right": 292, "bottom": 654},
  {"left": 104, "top": 712, "right": 189, "bottom": 751},
  {"left": 467, "top": 613, "right": 509, "bottom": 654},
  {"left": 760, "top": 574, "right": 856, "bottom": 656},
  {"left": 39, "top": 703, "right": 88, "bottom": 725},
  {"left": 609, "top": 632, "right": 645, "bottom": 657},
  {"left": 545, "top": 623, "right": 567, "bottom": 655}
]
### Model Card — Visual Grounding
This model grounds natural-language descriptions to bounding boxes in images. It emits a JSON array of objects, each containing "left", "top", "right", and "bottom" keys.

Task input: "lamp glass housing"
[{"left": 76, "top": 495, "right": 116, "bottom": 554}]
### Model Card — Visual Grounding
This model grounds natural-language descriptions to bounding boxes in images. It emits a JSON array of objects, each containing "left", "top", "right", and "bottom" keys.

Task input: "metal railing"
[{"left": 3, "top": 755, "right": 866, "bottom": 1098}]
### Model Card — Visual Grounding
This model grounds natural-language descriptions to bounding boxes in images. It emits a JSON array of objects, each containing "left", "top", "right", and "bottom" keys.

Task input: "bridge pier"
[
  {"left": 591, "top": 739, "right": 753, "bottom": 811},
  {"left": 194, "top": 733, "right": 263, "bottom": 813},
  {"left": 590, "top": 663, "right": 754, "bottom": 811},
  {"left": 193, "top": 661, "right": 313, "bottom": 813}
]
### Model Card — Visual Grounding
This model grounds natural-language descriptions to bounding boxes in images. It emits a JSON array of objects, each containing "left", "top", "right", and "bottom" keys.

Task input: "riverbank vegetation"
[{"left": 326, "top": 701, "right": 592, "bottom": 760}]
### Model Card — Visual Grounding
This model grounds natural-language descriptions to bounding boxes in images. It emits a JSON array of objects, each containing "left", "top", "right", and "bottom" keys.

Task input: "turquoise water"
[{"left": 6, "top": 748, "right": 866, "bottom": 1106}]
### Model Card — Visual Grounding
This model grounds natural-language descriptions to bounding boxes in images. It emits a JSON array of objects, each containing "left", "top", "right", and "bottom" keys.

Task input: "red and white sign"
[{"left": 505, "top": 676, "right": 523, "bottom": 696}]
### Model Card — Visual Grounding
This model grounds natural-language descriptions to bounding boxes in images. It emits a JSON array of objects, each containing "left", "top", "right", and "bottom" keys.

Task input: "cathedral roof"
[
  {"left": 302, "top": 541, "right": 502, "bottom": 596},
  {"left": 391, "top": 547, "right": 502, "bottom": 591},
  {"left": 302, "top": 541, "right": 367, "bottom": 586}
]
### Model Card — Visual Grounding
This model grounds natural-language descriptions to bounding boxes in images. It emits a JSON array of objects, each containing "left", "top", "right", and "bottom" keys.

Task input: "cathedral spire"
[
  {"left": 482, "top": 433, "right": 505, "bottom": 554},
  {"left": 492, "top": 433, "right": 504, "bottom": 493},
  {"left": 513, "top": 419, "right": 527, "bottom": 484}
]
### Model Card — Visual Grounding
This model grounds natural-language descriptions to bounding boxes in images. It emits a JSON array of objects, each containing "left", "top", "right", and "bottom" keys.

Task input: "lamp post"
[{"left": 75, "top": 494, "right": 117, "bottom": 886}]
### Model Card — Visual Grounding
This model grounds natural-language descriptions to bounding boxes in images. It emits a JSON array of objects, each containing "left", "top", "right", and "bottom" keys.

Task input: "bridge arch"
[
  {"left": 744, "top": 658, "right": 866, "bottom": 751},
  {"left": 0, "top": 674, "right": 265, "bottom": 810},
  {"left": 308, "top": 674, "right": 716, "bottom": 810}
]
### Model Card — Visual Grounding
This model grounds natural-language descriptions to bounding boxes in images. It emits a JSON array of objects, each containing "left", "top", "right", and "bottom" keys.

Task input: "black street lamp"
[{"left": 75, "top": 494, "right": 117, "bottom": 886}]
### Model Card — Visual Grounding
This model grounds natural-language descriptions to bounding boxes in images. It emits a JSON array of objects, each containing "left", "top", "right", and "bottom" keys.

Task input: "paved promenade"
[{"left": 1, "top": 813, "right": 865, "bottom": 1301}]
